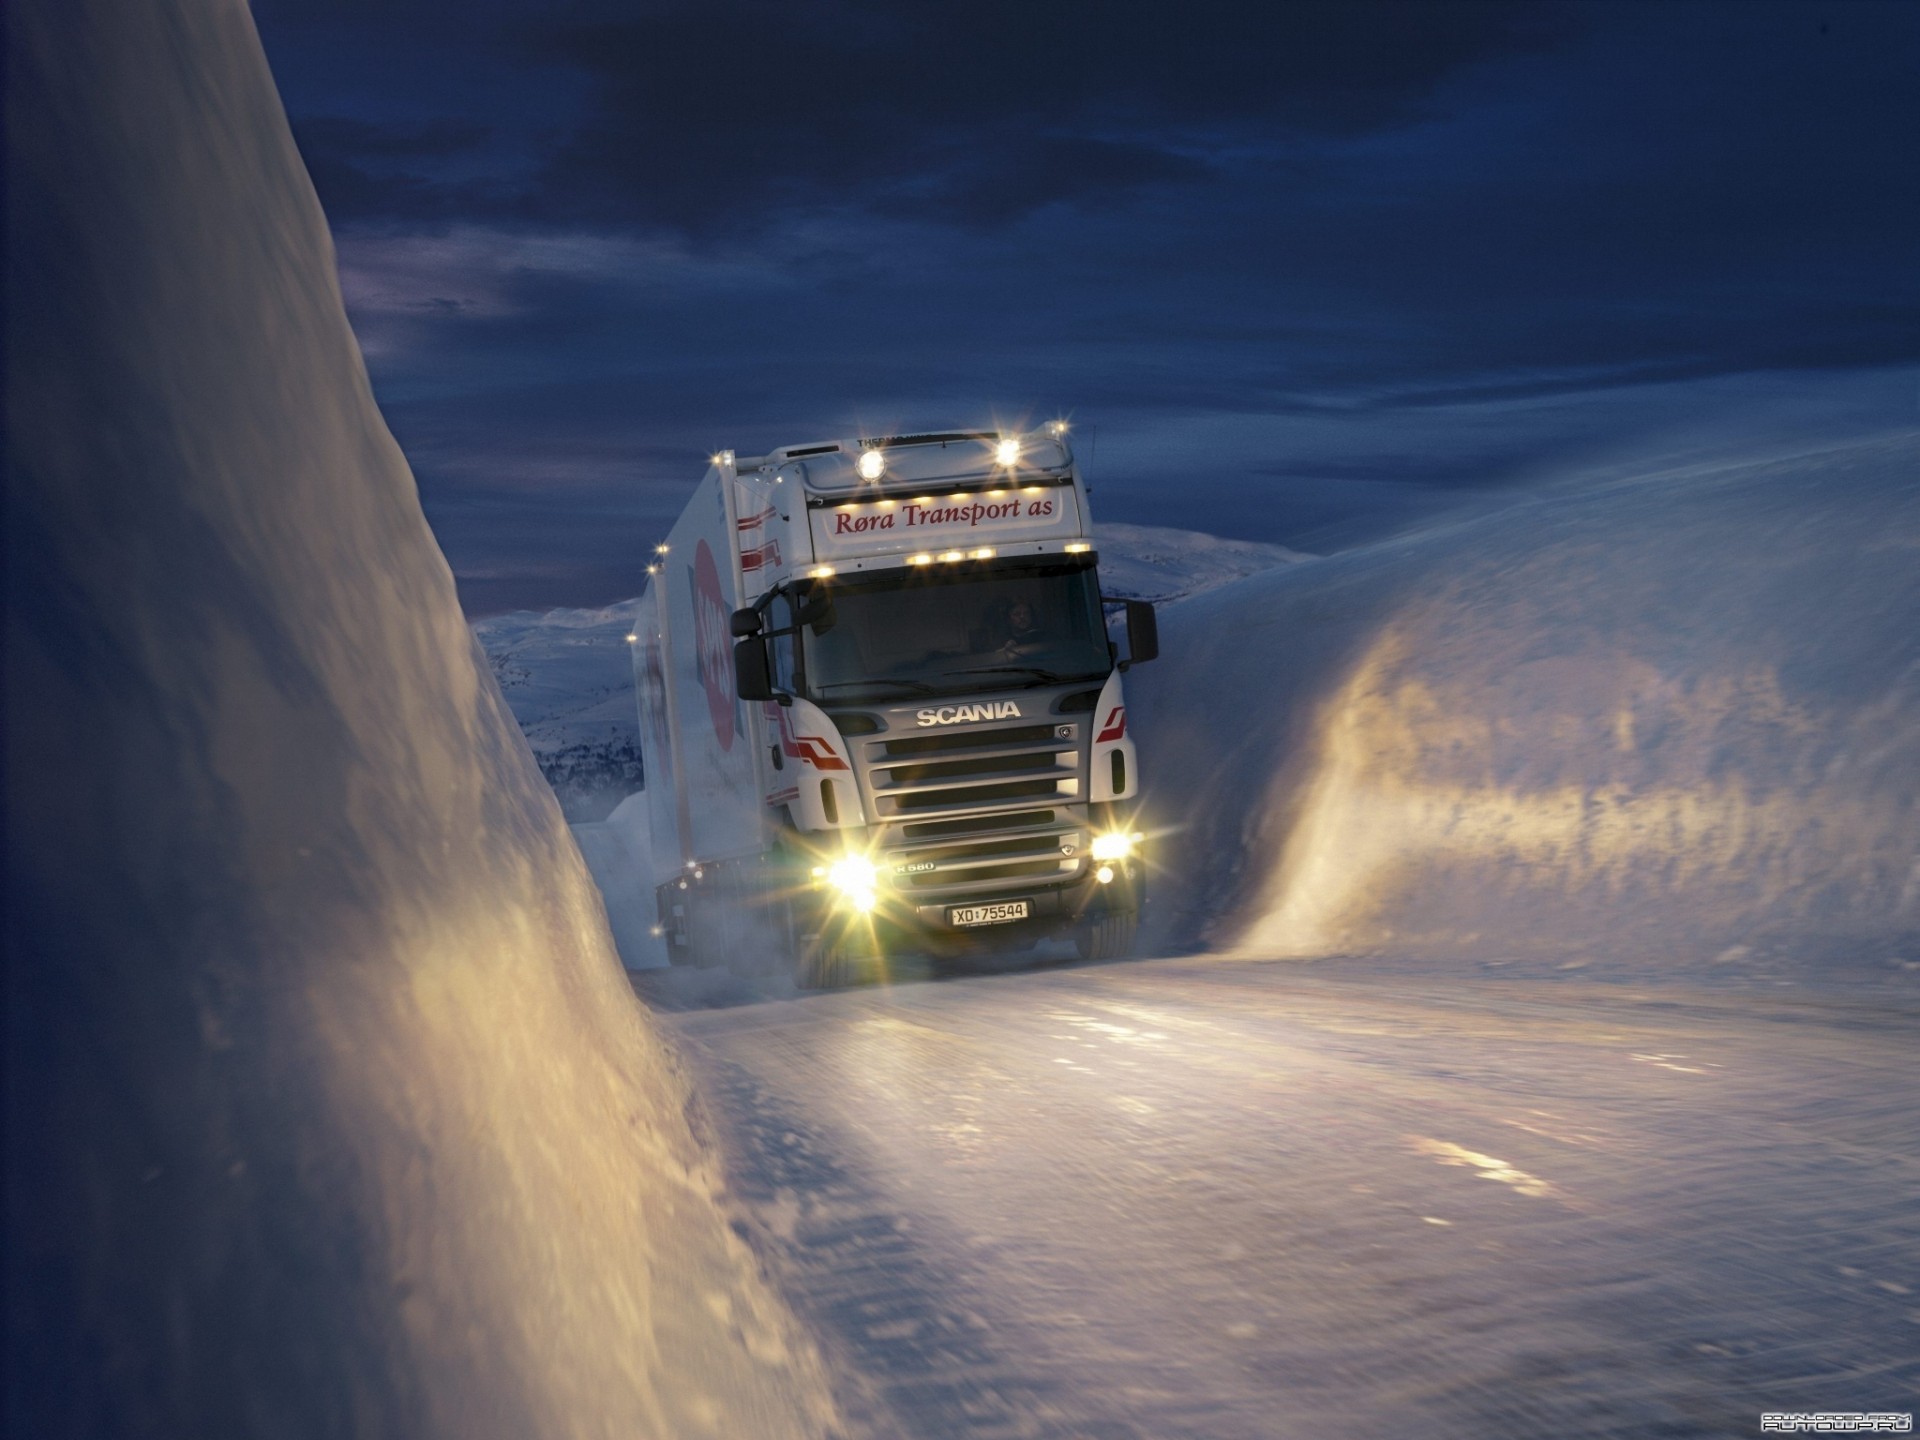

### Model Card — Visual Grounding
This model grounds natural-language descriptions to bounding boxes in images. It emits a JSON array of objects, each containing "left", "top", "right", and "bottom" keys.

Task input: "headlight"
[
  {"left": 1090, "top": 832, "right": 1134, "bottom": 861},
  {"left": 825, "top": 855, "right": 878, "bottom": 911}
]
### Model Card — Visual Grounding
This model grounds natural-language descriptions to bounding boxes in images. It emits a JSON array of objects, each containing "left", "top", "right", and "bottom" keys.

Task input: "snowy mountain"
[
  {"left": 471, "top": 601, "right": 647, "bottom": 820},
  {"left": 472, "top": 521, "right": 1307, "bottom": 820},
  {"left": 1091, "top": 521, "right": 1311, "bottom": 602}
]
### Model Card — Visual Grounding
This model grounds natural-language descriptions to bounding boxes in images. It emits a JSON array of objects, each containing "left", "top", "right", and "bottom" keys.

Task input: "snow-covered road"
[{"left": 644, "top": 955, "right": 1919, "bottom": 1439}]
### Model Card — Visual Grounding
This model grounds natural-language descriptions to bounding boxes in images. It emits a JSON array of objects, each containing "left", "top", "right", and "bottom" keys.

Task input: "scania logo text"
[{"left": 916, "top": 701, "right": 1022, "bottom": 727}]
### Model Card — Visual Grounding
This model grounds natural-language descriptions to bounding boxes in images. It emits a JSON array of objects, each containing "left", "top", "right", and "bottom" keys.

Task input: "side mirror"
[
  {"left": 733, "top": 636, "right": 775, "bottom": 701},
  {"left": 730, "top": 607, "right": 762, "bottom": 638},
  {"left": 1124, "top": 599, "right": 1158, "bottom": 666}
]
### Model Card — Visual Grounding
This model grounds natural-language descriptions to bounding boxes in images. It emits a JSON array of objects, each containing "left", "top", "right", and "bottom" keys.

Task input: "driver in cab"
[{"left": 994, "top": 598, "right": 1046, "bottom": 660}]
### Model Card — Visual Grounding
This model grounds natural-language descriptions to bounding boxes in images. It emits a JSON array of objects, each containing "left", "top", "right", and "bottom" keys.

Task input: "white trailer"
[{"left": 630, "top": 423, "right": 1157, "bottom": 986}]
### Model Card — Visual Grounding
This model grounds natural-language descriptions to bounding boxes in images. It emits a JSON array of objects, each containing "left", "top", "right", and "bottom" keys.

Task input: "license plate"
[{"left": 949, "top": 900, "right": 1031, "bottom": 928}]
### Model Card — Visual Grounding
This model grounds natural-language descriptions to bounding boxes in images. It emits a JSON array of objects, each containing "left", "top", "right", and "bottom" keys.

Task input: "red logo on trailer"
[{"left": 689, "top": 539, "right": 736, "bottom": 750}]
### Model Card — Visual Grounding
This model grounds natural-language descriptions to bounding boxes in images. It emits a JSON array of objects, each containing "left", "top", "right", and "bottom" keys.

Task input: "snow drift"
[
  {"left": 1135, "top": 435, "right": 1920, "bottom": 985},
  {"left": 4, "top": 4, "right": 834, "bottom": 1436}
]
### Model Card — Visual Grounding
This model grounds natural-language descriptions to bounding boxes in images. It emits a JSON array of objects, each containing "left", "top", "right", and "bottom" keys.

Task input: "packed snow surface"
[
  {"left": 1134, "top": 434, "right": 1920, "bottom": 988},
  {"left": 5, "top": 3, "right": 835, "bottom": 1435},
  {"left": 662, "top": 956, "right": 1919, "bottom": 1438}
]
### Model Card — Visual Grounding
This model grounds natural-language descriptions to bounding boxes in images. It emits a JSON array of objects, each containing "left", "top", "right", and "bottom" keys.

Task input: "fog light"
[{"left": 1095, "top": 864, "right": 1115, "bottom": 884}]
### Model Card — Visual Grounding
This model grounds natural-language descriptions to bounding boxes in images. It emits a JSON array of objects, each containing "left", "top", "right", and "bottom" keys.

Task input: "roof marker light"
[
  {"left": 811, "top": 565, "right": 836, "bottom": 579},
  {"left": 857, "top": 450, "right": 886, "bottom": 481},
  {"left": 995, "top": 438, "right": 1021, "bottom": 467},
  {"left": 907, "top": 553, "right": 933, "bottom": 566},
  {"left": 971, "top": 547, "right": 996, "bottom": 559},
  {"left": 939, "top": 550, "right": 963, "bottom": 562},
  {"left": 1065, "top": 542, "right": 1091, "bottom": 553}
]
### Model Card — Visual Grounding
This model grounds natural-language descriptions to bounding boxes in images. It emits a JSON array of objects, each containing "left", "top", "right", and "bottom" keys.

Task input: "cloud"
[
  {"left": 511, "top": 0, "right": 1556, "bottom": 232},
  {"left": 247, "top": 0, "right": 1920, "bottom": 609}
]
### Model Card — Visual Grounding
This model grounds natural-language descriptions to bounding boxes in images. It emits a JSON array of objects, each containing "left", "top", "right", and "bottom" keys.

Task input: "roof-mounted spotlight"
[
  {"left": 857, "top": 449, "right": 886, "bottom": 481},
  {"left": 994, "top": 437, "right": 1021, "bottom": 467}
]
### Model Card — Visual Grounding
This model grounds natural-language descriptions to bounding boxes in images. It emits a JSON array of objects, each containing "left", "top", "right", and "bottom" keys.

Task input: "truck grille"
[{"left": 860, "top": 719, "right": 1086, "bottom": 900}]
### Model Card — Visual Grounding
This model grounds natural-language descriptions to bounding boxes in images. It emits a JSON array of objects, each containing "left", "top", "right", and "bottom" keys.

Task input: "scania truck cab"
[{"left": 630, "top": 423, "right": 1156, "bottom": 987}]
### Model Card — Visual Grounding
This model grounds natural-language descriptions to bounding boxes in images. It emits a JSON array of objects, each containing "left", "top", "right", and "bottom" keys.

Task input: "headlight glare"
[
  {"left": 826, "top": 854, "right": 878, "bottom": 911},
  {"left": 1090, "top": 832, "right": 1134, "bottom": 861}
]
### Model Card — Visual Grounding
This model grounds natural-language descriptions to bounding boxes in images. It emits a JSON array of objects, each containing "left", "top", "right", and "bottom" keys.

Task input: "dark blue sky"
[{"left": 251, "top": 0, "right": 1918, "bottom": 615}]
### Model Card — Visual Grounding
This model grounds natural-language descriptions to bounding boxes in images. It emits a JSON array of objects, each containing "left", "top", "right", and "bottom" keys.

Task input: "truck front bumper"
[{"left": 899, "top": 856, "right": 1142, "bottom": 936}]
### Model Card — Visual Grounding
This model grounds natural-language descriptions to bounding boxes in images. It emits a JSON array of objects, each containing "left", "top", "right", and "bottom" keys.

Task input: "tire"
[
  {"left": 1074, "top": 911, "right": 1138, "bottom": 962},
  {"left": 795, "top": 926, "right": 876, "bottom": 990}
]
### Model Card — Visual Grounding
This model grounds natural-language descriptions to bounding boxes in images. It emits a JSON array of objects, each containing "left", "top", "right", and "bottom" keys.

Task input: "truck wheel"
[
  {"left": 1074, "top": 912, "right": 1138, "bottom": 962},
  {"left": 795, "top": 929, "right": 874, "bottom": 990}
]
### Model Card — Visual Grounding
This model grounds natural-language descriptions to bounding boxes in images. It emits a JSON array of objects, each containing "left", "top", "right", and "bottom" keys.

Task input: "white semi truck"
[{"left": 629, "top": 423, "right": 1156, "bottom": 987}]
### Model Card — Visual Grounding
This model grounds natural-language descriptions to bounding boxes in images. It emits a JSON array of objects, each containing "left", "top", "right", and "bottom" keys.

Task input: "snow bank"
[
  {"left": 1135, "top": 435, "right": 1920, "bottom": 987},
  {"left": 572, "top": 794, "right": 670, "bottom": 970},
  {"left": 4, "top": 4, "right": 834, "bottom": 1435}
]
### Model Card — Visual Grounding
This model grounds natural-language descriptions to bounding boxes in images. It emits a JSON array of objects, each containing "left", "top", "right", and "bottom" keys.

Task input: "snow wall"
[
  {"left": 4, "top": 4, "right": 835, "bottom": 1436},
  {"left": 1135, "top": 435, "right": 1920, "bottom": 986}
]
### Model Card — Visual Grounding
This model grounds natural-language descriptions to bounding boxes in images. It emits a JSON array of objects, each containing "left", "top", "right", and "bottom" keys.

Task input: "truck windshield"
[{"left": 798, "top": 558, "right": 1110, "bottom": 702}]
